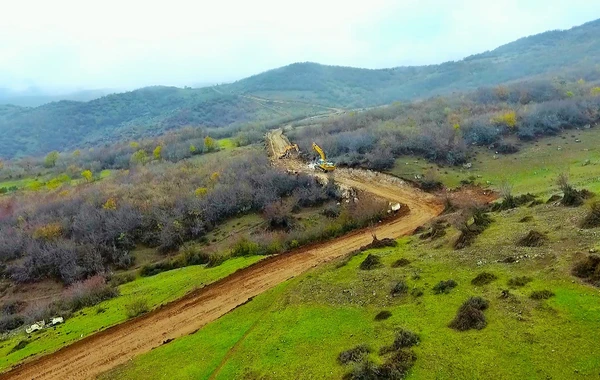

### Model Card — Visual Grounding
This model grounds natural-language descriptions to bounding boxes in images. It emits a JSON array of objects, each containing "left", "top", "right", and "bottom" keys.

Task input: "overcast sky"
[{"left": 1, "top": 0, "right": 599, "bottom": 92}]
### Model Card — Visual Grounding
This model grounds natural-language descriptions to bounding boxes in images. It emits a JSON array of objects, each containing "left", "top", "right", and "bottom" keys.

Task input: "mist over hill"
[{"left": 1, "top": 18, "right": 599, "bottom": 159}]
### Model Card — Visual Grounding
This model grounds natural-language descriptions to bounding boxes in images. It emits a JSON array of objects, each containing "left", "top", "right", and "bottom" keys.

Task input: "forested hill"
[
  {"left": 225, "top": 19, "right": 600, "bottom": 106},
  {"left": 0, "top": 87, "right": 324, "bottom": 158},
  {"left": 1, "top": 18, "right": 599, "bottom": 159}
]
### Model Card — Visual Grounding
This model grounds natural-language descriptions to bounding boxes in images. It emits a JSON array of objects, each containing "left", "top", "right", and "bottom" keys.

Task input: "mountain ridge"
[{"left": 1, "top": 17, "right": 599, "bottom": 158}]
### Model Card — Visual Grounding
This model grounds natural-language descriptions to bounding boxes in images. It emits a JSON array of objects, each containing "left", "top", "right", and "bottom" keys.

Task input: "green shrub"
[
  {"left": 343, "top": 350, "right": 416, "bottom": 380},
  {"left": 0, "top": 315, "right": 25, "bottom": 333},
  {"left": 530, "top": 290, "right": 555, "bottom": 300},
  {"left": 374, "top": 310, "right": 392, "bottom": 321},
  {"left": 449, "top": 296, "right": 489, "bottom": 331},
  {"left": 181, "top": 244, "right": 211, "bottom": 265},
  {"left": 391, "top": 281, "right": 409, "bottom": 296},
  {"left": 140, "top": 261, "right": 180, "bottom": 277},
  {"left": 433, "top": 279, "right": 457, "bottom": 294},
  {"left": 359, "top": 254, "right": 383, "bottom": 270},
  {"left": 411, "top": 288, "right": 424, "bottom": 297},
  {"left": 471, "top": 272, "right": 497, "bottom": 286},
  {"left": 338, "top": 344, "right": 372, "bottom": 365},
  {"left": 508, "top": 276, "right": 533, "bottom": 287},
  {"left": 231, "top": 238, "right": 261, "bottom": 257},
  {"left": 108, "top": 272, "right": 136, "bottom": 287},
  {"left": 392, "top": 329, "right": 420, "bottom": 349},
  {"left": 378, "top": 350, "right": 417, "bottom": 378},
  {"left": 9, "top": 340, "right": 30, "bottom": 354},
  {"left": 63, "top": 276, "right": 120, "bottom": 312},
  {"left": 207, "top": 254, "right": 227, "bottom": 268},
  {"left": 125, "top": 298, "right": 149, "bottom": 318}
]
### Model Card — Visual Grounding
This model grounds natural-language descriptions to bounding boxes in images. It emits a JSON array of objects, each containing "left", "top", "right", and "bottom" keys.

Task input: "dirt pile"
[{"left": 517, "top": 230, "right": 547, "bottom": 247}]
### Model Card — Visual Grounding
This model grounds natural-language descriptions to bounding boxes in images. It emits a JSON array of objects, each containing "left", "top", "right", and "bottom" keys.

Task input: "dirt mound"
[
  {"left": 572, "top": 255, "right": 600, "bottom": 286},
  {"left": 360, "top": 237, "right": 397, "bottom": 251},
  {"left": 359, "top": 254, "right": 383, "bottom": 270},
  {"left": 580, "top": 202, "right": 600, "bottom": 229},
  {"left": 391, "top": 258, "right": 411, "bottom": 267},
  {"left": 517, "top": 230, "right": 547, "bottom": 247}
]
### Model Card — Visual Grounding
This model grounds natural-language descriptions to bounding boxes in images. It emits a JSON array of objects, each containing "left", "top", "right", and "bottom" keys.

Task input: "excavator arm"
[
  {"left": 312, "top": 142, "right": 327, "bottom": 161},
  {"left": 312, "top": 142, "right": 335, "bottom": 172}
]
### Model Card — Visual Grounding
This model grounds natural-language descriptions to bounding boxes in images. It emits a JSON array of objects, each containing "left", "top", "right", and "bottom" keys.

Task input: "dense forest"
[{"left": 1, "top": 18, "right": 599, "bottom": 159}]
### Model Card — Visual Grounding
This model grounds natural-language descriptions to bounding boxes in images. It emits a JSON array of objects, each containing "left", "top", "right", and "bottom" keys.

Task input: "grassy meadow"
[
  {"left": 391, "top": 127, "right": 600, "bottom": 195},
  {"left": 0, "top": 256, "right": 263, "bottom": 372},
  {"left": 101, "top": 197, "right": 600, "bottom": 379}
]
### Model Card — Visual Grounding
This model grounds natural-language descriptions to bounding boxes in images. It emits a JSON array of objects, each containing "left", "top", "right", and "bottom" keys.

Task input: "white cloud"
[{"left": 0, "top": 0, "right": 598, "bottom": 90}]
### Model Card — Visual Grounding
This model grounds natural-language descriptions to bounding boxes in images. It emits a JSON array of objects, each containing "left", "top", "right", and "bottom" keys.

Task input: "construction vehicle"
[
  {"left": 279, "top": 144, "right": 299, "bottom": 159},
  {"left": 312, "top": 142, "right": 336, "bottom": 172}
]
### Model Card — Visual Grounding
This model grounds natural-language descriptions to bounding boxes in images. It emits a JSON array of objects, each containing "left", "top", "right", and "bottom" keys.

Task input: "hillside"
[
  {"left": 1, "top": 18, "right": 599, "bottom": 159},
  {"left": 0, "top": 87, "right": 324, "bottom": 158},
  {"left": 0, "top": 88, "right": 112, "bottom": 107},
  {"left": 226, "top": 19, "right": 600, "bottom": 106}
]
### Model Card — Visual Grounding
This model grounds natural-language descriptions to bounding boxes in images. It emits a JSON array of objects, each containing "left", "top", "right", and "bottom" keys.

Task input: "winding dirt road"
[{"left": 2, "top": 131, "right": 443, "bottom": 380}]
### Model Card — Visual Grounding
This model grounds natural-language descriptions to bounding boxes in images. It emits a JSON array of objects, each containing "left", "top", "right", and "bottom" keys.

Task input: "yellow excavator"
[
  {"left": 279, "top": 144, "right": 299, "bottom": 159},
  {"left": 312, "top": 142, "right": 336, "bottom": 172}
]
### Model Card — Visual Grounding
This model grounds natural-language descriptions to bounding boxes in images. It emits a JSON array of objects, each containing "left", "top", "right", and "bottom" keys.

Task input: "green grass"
[
  {"left": 0, "top": 169, "right": 114, "bottom": 193},
  {"left": 0, "top": 176, "right": 40, "bottom": 190},
  {"left": 101, "top": 201, "right": 600, "bottom": 379},
  {"left": 390, "top": 128, "right": 600, "bottom": 195},
  {"left": 0, "top": 256, "right": 263, "bottom": 372}
]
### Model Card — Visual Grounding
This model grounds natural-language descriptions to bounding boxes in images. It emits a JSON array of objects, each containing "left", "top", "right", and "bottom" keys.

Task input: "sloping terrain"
[
  {"left": 0, "top": 133, "right": 443, "bottom": 379},
  {"left": 225, "top": 19, "right": 600, "bottom": 106},
  {"left": 1, "top": 18, "right": 599, "bottom": 159},
  {"left": 0, "top": 88, "right": 327, "bottom": 158}
]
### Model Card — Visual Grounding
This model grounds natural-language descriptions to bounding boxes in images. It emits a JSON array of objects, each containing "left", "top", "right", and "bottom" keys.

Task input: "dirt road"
[{"left": 2, "top": 132, "right": 443, "bottom": 380}]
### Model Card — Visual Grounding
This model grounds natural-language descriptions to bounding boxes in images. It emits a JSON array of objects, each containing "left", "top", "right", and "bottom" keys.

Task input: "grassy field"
[
  {"left": 101, "top": 195, "right": 600, "bottom": 379},
  {"left": 390, "top": 128, "right": 600, "bottom": 195},
  {"left": 0, "top": 256, "right": 263, "bottom": 372},
  {"left": 0, "top": 169, "right": 113, "bottom": 193}
]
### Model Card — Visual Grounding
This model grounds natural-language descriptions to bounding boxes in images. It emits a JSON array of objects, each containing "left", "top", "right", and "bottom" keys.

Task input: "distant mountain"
[
  {"left": 1, "top": 18, "right": 599, "bottom": 159},
  {"left": 0, "top": 88, "right": 114, "bottom": 107},
  {"left": 225, "top": 19, "right": 600, "bottom": 106}
]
